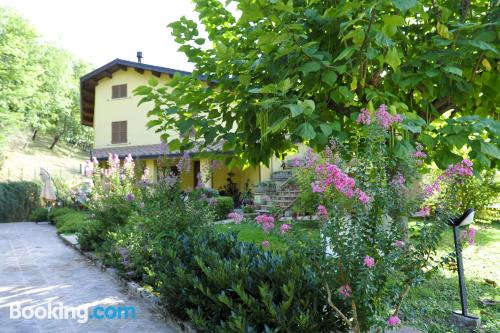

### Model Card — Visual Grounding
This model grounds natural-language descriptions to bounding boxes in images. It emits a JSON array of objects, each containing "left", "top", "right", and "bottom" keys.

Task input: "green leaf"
[
  {"left": 445, "top": 134, "right": 468, "bottom": 148},
  {"left": 334, "top": 47, "right": 355, "bottom": 62},
  {"left": 393, "top": 0, "right": 417, "bottom": 11},
  {"left": 134, "top": 85, "right": 152, "bottom": 95},
  {"left": 419, "top": 134, "right": 435, "bottom": 149},
  {"left": 383, "top": 15, "right": 405, "bottom": 26},
  {"left": 385, "top": 48, "right": 401, "bottom": 70},
  {"left": 443, "top": 66, "right": 463, "bottom": 77},
  {"left": 474, "top": 152, "right": 491, "bottom": 169},
  {"left": 295, "top": 123, "right": 316, "bottom": 140},
  {"left": 299, "top": 61, "right": 321, "bottom": 76},
  {"left": 435, "top": 150, "right": 462, "bottom": 169},
  {"left": 394, "top": 140, "right": 414, "bottom": 159},
  {"left": 320, "top": 124, "right": 332, "bottom": 136},
  {"left": 480, "top": 141, "right": 500, "bottom": 160},
  {"left": 168, "top": 139, "right": 182, "bottom": 152},
  {"left": 146, "top": 119, "right": 163, "bottom": 128},
  {"left": 331, "top": 121, "right": 341, "bottom": 132},
  {"left": 465, "top": 40, "right": 499, "bottom": 54},
  {"left": 148, "top": 78, "right": 159, "bottom": 87},
  {"left": 285, "top": 104, "right": 304, "bottom": 117},
  {"left": 194, "top": 38, "right": 205, "bottom": 45},
  {"left": 301, "top": 99, "right": 315, "bottom": 116},
  {"left": 322, "top": 71, "right": 338, "bottom": 87}
]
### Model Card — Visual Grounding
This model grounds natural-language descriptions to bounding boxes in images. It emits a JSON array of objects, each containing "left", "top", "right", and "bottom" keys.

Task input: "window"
[
  {"left": 111, "top": 121, "right": 127, "bottom": 144},
  {"left": 111, "top": 84, "right": 127, "bottom": 99}
]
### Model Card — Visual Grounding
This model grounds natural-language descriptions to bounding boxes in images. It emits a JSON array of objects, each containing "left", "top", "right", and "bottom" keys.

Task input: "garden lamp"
[{"left": 448, "top": 208, "right": 480, "bottom": 329}]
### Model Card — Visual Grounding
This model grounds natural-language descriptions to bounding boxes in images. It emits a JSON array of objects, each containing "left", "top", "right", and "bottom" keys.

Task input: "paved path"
[{"left": 0, "top": 222, "right": 177, "bottom": 333}]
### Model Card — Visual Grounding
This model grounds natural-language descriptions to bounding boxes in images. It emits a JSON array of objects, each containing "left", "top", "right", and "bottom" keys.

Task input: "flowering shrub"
[
  {"left": 227, "top": 211, "right": 243, "bottom": 224},
  {"left": 293, "top": 104, "right": 476, "bottom": 332}
]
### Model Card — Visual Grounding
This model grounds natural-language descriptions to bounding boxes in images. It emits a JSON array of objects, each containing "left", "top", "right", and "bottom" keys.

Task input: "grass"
[
  {"left": 214, "top": 219, "right": 320, "bottom": 251},
  {"left": 0, "top": 129, "right": 88, "bottom": 183},
  {"left": 403, "top": 222, "right": 500, "bottom": 333},
  {"left": 216, "top": 219, "right": 500, "bottom": 332}
]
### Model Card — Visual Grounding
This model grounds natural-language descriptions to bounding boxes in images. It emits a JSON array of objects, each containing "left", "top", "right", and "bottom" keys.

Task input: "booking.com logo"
[{"left": 10, "top": 302, "right": 136, "bottom": 323}]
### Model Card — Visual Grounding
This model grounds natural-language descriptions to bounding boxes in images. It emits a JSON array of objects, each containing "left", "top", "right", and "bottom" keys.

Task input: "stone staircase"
[{"left": 255, "top": 169, "right": 300, "bottom": 215}]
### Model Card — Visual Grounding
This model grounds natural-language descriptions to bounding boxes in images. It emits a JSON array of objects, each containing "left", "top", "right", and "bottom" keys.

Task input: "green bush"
[
  {"left": 77, "top": 219, "right": 106, "bottom": 251},
  {"left": 152, "top": 230, "right": 348, "bottom": 332},
  {"left": 49, "top": 207, "right": 77, "bottom": 223},
  {"left": 29, "top": 207, "right": 49, "bottom": 222},
  {"left": 51, "top": 210, "right": 90, "bottom": 235},
  {"left": 0, "top": 181, "right": 40, "bottom": 222},
  {"left": 213, "top": 196, "right": 234, "bottom": 220}
]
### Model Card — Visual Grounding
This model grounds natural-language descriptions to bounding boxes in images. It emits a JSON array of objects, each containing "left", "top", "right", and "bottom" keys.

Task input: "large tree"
[
  {"left": 0, "top": 6, "right": 92, "bottom": 154},
  {"left": 138, "top": 0, "right": 499, "bottom": 170}
]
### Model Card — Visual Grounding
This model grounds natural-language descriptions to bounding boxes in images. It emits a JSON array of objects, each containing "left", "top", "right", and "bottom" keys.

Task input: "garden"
[
  {"left": 1, "top": 0, "right": 499, "bottom": 332},
  {"left": 23, "top": 106, "right": 499, "bottom": 333}
]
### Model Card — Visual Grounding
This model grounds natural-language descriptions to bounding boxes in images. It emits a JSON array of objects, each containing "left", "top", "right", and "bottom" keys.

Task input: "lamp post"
[{"left": 448, "top": 208, "right": 480, "bottom": 330}]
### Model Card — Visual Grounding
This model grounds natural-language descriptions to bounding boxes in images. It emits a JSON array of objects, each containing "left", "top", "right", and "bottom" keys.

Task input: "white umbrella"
[{"left": 39, "top": 168, "right": 57, "bottom": 203}]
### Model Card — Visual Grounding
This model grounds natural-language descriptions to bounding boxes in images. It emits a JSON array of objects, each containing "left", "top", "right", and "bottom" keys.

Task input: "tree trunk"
[
  {"left": 49, "top": 136, "right": 60, "bottom": 149},
  {"left": 32, "top": 129, "right": 38, "bottom": 141}
]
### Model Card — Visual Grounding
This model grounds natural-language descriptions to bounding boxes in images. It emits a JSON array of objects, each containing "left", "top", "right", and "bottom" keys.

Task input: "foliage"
[
  {"left": 152, "top": 230, "right": 348, "bottom": 332},
  {"left": 99, "top": 171, "right": 215, "bottom": 282},
  {"left": 85, "top": 154, "right": 145, "bottom": 228},
  {"left": 50, "top": 209, "right": 90, "bottom": 235},
  {"left": 28, "top": 207, "right": 49, "bottom": 222},
  {"left": 402, "top": 222, "right": 500, "bottom": 332},
  {"left": 288, "top": 106, "right": 478, "bottom": 331},
  {"left": 48, "top": 207, "right": 78, "bottom": 223},
  {"left": 0, "top": 181, "right": 40, "bottom": 222},
  {"left": 137, "top": 0, "right": 499, "bottom": 171},
  {"left": 213, "top": 195, "right": 234, "bottom": 220},
  {"left": 0, "top": 6, "right": 92, "bottom": 155}
]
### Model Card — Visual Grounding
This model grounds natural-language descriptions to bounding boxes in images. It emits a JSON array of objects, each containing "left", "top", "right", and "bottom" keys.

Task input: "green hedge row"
[{"left": 0, "top": 181, "right": 40, "bottom": 222}]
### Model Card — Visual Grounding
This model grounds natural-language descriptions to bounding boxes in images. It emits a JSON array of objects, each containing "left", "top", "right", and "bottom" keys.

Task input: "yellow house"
[{"left": 80, "top": 55, "right": 306, "bottom": 199}]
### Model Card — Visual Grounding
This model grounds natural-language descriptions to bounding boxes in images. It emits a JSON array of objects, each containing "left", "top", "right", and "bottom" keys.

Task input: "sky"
[{"left": 1, "top": 0, "right": 213, "bottom": 71}]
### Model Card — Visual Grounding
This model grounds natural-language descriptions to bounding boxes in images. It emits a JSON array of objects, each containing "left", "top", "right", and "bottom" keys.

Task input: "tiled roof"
[{"left": 91, "top": 142, "right": 226, "bottom": 160}]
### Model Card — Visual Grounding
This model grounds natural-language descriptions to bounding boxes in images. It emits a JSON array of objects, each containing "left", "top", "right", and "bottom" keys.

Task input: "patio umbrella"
[{"left": 39, "top": 168, "right": 57, "bottom": 204}]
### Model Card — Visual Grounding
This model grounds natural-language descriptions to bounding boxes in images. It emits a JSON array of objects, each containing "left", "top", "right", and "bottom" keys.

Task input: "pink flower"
[
  {"left": 416, "top": 206, "right": 431, "bottom": 217},
  {"left": 468, "top": 227, "right": 476, "bottom": 245},
  {"left": 356, "top": 108, "right": 371, "bottom": 125},
  {"left": 338, "top": 284, "right": 352, "bottom": 298},
  {"left": 84, "top": 160, "right": 94, "bottom": 177},
  {"left": 262, "top": 221, "right": 275, "bottom": 233},
  {"left": 363, "top": 255, "right": 375, "bottom": 268},
  {"left": 390, "top": 172, "right": 406, "bottom": 188},
  {"left": 280, "top": 223, "right": 291, "bottom": 234},
  {"left": 387, "top": 315, "right": 401, "bottom": 326},
  {"left": 139, "top": 202, "right": 145, "bottom": 209},
  {"left": 423, "top": 181, "right": 440, "bottom": 197},
  {"left": 311, "top": 181, "right": 325, "bottom": 193},
  {"left": 262, "top": 240, "right": 270, "bottom": 248},
  {"left": 375, "top": 104, "right": 402, "bottom": 129},
  {"left": 356, "top": 189, "right": 370, "bottom": 205},
  {"left": 394, "top": 240, "right": 404, "bottom": 248},
  {"left": 124, "top": 154, "right": 134, "bottom": 168},
  {"left": 316, "top": 205, "right": 329, "bottom": 220},
  {"left": 228, "top": 212, "right": 243, "bottom": 224}
]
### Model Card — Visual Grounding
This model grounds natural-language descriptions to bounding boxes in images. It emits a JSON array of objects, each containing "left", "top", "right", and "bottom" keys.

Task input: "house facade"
[{"left": 80, "top": 56, "right": 306, "bottom": 194}]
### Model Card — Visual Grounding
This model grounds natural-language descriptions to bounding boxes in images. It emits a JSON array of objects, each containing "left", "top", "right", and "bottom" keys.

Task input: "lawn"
[
  {"left": 216, "top": 218, "right": 500, "bottom": 333},
  {"left": 214, "top": 218, "right": 320, "bottom": 251}
]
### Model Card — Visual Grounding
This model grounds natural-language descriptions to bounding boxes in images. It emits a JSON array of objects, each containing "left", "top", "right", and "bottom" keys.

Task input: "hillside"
[{"left": 0, "top": 129, "right": 89, "bottom": 184}]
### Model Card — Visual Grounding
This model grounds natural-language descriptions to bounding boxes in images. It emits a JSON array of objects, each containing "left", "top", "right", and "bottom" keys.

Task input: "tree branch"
[{"left": 325, "top": 283, "right": 352, "bottom": 330}]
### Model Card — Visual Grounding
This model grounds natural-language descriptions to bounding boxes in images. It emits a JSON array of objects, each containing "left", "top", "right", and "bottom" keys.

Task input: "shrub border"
[{"left": 57, "top": 233, "right": 197, "bottom": 333}]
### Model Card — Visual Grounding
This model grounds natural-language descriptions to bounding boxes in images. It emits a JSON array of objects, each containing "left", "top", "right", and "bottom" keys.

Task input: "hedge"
[
  {"left": 0, "top": 181, "right": 40, "bottom": 222},
  {"left": 213, "top": 196, "right": 234, "bottom": 220}
]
